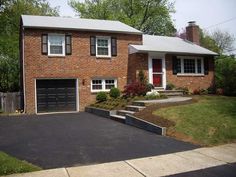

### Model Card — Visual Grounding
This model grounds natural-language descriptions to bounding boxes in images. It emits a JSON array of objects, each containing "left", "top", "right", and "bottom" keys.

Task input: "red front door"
[{"left": 152, "top": 59, "right": 163, "bottom": 87}]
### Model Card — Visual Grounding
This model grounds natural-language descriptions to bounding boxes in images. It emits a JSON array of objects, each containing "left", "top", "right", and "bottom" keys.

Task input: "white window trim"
[
  {"left": 48, "top": 33, "right": 65, "bottom": 57},
  {"left": 96, "top": 36, "right": 111, "bottom": 58},
  {"left": 91, "top": 78, "right": 117, "bottom": 92},
  {"left": 177, "top": 56, "right": 204, "bottom": 75}
]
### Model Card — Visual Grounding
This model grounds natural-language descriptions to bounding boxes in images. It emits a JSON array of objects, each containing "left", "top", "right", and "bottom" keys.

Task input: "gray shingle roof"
[
  {"left": 130, "top": 35, "right": 218, "bottom": 55},
  {"left": 21, "top": 15, "right": 142, "bottom": 34}
]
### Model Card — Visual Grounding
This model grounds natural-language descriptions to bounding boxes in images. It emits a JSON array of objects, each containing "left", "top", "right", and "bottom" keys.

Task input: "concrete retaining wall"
[
  {"left": 85, "top": 106, "right": 166, "bottom": 136},
  {"left": 126, "top": 114, "right": 166, "bottom": 135},
  {"left": 85, "top": 107, "right": 111, "bottom": 118}
]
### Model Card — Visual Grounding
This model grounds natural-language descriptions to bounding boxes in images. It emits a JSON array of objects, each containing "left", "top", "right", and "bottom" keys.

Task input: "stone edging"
[{"left": 85, "top": 106, "right": 166, "bottom": 136}]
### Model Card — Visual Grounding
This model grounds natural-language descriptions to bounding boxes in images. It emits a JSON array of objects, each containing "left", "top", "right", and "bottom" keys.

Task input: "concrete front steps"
[
  {"left": 110, "top": 90, "right": 185, "bottom": 123},
  {"left": 110, "top": 105, "right": 146, "bottom": 123},
  {"left": 110, "top": 92, "right": 192, "bottom": 123},
  {"left": 156, "top": 90, "right": 184, "bottom": 97}
]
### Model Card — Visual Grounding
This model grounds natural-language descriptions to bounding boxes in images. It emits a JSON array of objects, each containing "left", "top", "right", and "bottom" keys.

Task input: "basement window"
[{"left": 91, "top": 79, "right": 117, "bottom": 92}]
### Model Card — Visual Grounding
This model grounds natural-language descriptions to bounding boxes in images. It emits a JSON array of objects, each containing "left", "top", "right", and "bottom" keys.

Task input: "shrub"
[
  {"left": 123, "top": 82, "right": 147, "bottom": 97},
  {"left": 177, "top": 87, "right": 189, "bottom": 95},
  {"left": 200, "top": 89, "right": 208, "bottom": 95},
  {"left": 193, "top": 89, "right": 200, "bottom": 95},
  {"left": 96, "top": 92, "right": 107, "bottom": 102},
  {"left": 138, "top": 70, "right": 147, "bottom": 84},
  {"left": 146, "top": 83, "right": 154, "bottom": 91},
  {"left": 145, "top": 93, "right": 160, "bottom": 100},
  {"left": 166, "top": 83, "right": 175, "bottom": 90},
  {"left": 216, "top": 88, "right": 224, "bottom": 95},
  {"left": 109, "top": 87, "right": 120, "bottom": 99},
  {"left": 207, "top": 86, "right": 216, "bottom": 94},
  {"left": 215, "top": 55, "right": 236, "bottom": 96}
]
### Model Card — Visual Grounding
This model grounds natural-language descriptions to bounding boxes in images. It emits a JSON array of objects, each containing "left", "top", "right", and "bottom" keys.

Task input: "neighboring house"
[{"left": 20, "top": 15, "right": 217, "bottom": 114}]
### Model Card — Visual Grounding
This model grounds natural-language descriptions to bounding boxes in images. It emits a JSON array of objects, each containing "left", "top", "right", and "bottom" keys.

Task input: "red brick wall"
[
  {"left": 186, "top": 24, "right": 200, "bottom": 45},
  {"left": 127, "top": 53, "right": 215, "bottom": 92},
  {"left": 166, "top": 54, "right": 215, "bottom": 91},
  {"left": 23, "top": 29, "right": 142, "bottom": 114},
  {"left": 127, "top": 53, "right": 148, "bottom": 83}
]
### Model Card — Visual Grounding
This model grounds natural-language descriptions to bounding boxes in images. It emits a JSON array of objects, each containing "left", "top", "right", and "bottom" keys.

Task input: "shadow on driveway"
[{"left": 0, "top": 112, "right": 199, "bottom": 169}]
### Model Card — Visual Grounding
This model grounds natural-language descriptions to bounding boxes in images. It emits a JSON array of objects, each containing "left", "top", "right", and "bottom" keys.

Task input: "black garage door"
[{"left": 36, "top": 79, "right": 77, "bottom": 113}]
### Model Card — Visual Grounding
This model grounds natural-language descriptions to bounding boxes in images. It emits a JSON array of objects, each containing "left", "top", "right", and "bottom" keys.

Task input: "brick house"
[{"left": 20, "top": 15, "right": 217, "bottom": 114}]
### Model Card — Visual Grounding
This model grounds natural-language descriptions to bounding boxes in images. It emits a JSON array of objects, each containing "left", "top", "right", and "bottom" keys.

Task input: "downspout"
[
  {"left": 20, "top": 18, "right": 26, "bottom": 113},
  {"left": 22, "top": 28, "right": 26, "bottom": 113}
]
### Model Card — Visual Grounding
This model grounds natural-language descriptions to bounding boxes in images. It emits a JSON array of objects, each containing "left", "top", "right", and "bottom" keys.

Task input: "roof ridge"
[
  {"left": 21, "top": 14, "right": 120, "bottom": 23},
  {"left": 144, "top": 34, "right": 180, "bottom": 39}
]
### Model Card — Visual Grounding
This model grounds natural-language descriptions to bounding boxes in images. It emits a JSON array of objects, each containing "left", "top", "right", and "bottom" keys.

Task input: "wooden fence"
[{"left": 0, "top": 92, "right": 21, "bottom": 113}]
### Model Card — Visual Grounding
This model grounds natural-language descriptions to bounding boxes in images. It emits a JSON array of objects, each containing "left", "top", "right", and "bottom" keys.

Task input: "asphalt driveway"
[{"left": 0, "top": 112, "right": 199, "bottom": 169}]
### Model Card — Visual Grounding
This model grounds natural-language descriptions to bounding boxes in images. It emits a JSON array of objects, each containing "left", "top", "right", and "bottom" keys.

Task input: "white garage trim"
[{"left": 35, "top": 78, "right": 79, "bottom": 115}]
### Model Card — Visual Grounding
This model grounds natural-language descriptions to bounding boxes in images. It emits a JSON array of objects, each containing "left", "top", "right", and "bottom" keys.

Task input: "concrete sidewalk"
[{"left": 3, "top": 143, "right": 236, "bottom": 177}]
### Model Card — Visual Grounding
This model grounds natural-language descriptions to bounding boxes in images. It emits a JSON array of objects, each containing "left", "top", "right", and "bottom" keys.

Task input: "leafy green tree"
[
  {"left": 0, "top": 0, "right": 59, "bottom": 92},
  {"left": 199, "top": 30, "right": 221, "bottom": 54},
  {"left": 215, "top": 55, "right": 236, "bottom": 96},
  {"left": 211, "top": 29, "right": 235, "bottom": 54},
  {"left": 176, "top": 28, "right": 235, "bottom": 55},
  {"left": 200, "top": 29, "right": 235, "bottom": 55},
  {"left": 69, "top": 0, "right": 176, "bottom": 36}
]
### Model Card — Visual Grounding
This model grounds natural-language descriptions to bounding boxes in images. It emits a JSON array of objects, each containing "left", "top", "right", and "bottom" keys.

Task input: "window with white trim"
[
  {"left": 105, "top": 80, "right": 115, "bottom": 89},
  {"left": 92, "top": 80, "right": 102, "bottom": 90},
  {"left": 48, "top": 34, "right": 65, "bottom": 56},
  {"left": 177, "top": 57, "right": 204, "bottom": 74},
  {"left": 96, "top": 37, "right": 111, "bottom": 57},
  {"left": 91, "top": 79, "right": 117, "bottom": 92}
]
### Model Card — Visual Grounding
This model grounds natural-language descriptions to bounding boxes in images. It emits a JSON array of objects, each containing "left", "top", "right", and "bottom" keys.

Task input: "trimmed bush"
[
  {"left": 109, "top": 87, "right": 120, "bottom": 98},
  {"left": 96, "top": 92, "right": 107, "bottom": 102}
]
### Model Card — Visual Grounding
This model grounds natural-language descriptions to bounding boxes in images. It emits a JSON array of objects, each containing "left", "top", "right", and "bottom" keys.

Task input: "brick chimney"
[{"left": 186, "top": 21, "right": 200, "bottom": 45}]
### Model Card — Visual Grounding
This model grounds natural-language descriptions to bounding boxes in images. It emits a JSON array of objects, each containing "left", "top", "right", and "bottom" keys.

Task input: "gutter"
[{"left": 22, "top": 26, "right": 143, "bottom": 35}]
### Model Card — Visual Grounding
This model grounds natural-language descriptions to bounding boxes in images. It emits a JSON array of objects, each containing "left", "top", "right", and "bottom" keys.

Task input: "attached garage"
[{"left": 36, "top": 79, "right": 78, "bottom": 113}]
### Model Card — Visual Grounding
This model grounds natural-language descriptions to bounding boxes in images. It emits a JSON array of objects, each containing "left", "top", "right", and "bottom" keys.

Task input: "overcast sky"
[{"left": 48, "top": 0, "right": 236, "bottom": 53}]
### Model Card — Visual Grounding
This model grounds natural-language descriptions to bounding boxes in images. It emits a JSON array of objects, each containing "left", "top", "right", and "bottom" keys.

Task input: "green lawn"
[
  {"left": 0, "top": 151, "right": 41, "bottom": 176},
  {"left": 153, "top": 96, "right": 236, "bottom": 146}
]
